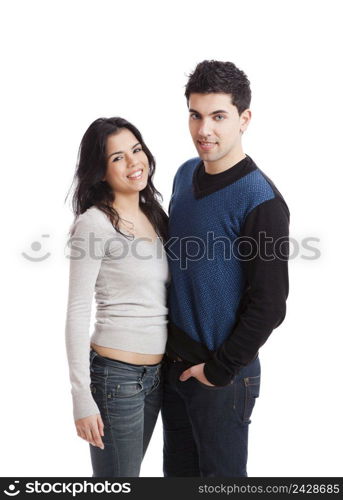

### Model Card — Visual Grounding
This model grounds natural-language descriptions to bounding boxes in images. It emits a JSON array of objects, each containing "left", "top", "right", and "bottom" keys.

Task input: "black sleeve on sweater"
[{"left": 204, "top": 196, "right": 290, "bottom": 385}]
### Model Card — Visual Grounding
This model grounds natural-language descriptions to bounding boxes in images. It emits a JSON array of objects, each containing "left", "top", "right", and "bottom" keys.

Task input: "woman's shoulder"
[{"left": 71, "top": 206, "right": 114, "bottom": 235}]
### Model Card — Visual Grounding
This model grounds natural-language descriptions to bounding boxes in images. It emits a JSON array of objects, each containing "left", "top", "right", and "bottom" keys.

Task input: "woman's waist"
[
  {"left": 90, "top": 342, "right": 163, "bottom": 365},
  {"left": 95, "top": 305, "right": 168, "bottom": 318},
  {"left": 91, "top": 322, "right": 167, "bottom": 356},
  {"left": 94, "top": 314, "right": 168, "bottom": 329}
]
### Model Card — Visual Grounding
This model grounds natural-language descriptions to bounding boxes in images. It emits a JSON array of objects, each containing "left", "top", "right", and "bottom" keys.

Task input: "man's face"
[{"left": 188, "top": 92, "right": 251, "bottom": 166}]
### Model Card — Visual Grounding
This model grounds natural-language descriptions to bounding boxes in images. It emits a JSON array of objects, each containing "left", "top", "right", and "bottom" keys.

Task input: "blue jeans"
[
  {"left": 89, "top": 348, "right": 162, "bottom": 477},
  {"left": 161, "top": 355, "right": 261, "bottom": 477}
]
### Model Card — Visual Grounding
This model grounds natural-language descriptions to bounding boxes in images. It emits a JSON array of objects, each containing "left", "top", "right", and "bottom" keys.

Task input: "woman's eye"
[
  {"left": 112, "top": 156, "right": 122, "bottom": 162},
  {"left": 133, "top": 147, "right": 142, "bottom": 153}
]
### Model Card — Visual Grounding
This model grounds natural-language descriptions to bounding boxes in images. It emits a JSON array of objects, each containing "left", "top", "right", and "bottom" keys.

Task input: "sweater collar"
[{"left": 192, "top": 154, "right": 257, "bottom": 199}]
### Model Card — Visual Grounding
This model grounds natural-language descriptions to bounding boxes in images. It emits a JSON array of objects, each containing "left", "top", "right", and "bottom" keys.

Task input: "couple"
[{"left": 65, "top": 60, "right": 290, "bottom": 477}]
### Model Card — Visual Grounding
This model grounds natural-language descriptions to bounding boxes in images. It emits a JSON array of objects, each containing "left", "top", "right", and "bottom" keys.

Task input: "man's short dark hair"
[{"left": 185, "top": 60, "right": 251, "bottom": 115}]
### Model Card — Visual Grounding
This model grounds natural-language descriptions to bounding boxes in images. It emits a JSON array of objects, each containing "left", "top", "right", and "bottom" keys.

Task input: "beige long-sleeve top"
[{"left": 65, "top": 206, "right": 169, "bottom": 421}]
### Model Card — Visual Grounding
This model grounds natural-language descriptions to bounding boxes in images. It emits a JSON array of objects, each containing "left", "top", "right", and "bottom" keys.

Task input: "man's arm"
[
  {"left": 203, "top": 196, "right": 290, "bottom": 385},
  {"left": 168, "top": 173, "right": 177, "bottom": 215}
]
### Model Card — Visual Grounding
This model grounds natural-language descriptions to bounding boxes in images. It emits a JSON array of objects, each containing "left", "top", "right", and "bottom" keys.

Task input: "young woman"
[{"left": 65, "top": 117, "right": 169, "bottom": 477}]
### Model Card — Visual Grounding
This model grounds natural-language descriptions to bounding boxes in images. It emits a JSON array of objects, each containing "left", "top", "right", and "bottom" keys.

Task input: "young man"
[{"left": 162, "top": 60, "right": 290, "bottom": 477}]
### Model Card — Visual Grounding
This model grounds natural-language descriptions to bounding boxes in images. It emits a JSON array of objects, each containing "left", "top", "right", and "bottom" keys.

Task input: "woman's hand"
[{"left": 75, "top": 413, "right": 105, "bottom": 449}]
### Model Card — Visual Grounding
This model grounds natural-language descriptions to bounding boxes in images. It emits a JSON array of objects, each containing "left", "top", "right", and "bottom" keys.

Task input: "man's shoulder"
[
  {"left": 243, "top": 160, "right": 289, "bottom": 216},
  {"left": 174, "top": 157, "right": 200, "bottom": 179}
]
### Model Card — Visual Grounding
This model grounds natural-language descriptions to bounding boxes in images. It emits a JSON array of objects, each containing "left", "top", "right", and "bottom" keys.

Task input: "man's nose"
[{"left": 198, "top": 119, "right": 212, "bottom": 138}]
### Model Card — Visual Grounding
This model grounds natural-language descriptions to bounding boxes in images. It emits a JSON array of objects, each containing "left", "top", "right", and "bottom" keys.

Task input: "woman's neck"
[{"left": 112, "top": 192, "right": 141, "bottom": 217}]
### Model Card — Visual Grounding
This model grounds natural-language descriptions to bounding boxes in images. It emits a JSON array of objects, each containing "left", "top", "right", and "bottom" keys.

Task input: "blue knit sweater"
[{"left": 166, "top": 155, "right": 290, "bottom": 385}]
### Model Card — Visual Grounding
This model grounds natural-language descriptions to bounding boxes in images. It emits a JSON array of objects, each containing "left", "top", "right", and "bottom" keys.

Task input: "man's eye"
[
  {"left": 190, "top": 113, "right": 200, "bottom": 120},
  {"left": 214, "top": 115, "right": 224, "bottom": 121}
]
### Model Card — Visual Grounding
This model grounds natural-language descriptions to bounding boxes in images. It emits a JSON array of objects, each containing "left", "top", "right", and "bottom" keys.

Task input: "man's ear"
[{"left": 240, "top": 108, "right": 252, "bottom": 133}]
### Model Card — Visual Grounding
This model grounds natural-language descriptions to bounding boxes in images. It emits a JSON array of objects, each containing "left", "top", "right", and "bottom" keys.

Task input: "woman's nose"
[{"left": 126, "top": 153, "right": 139, "bottom": 168}]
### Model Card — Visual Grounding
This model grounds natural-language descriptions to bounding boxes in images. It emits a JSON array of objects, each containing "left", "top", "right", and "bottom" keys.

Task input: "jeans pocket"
[
  {"left": 192, "top": 377, "right": 224, "bottom": 390},
  {"left": 90, "top": 360, "right": 105, "bottom": 392},
  {"left": 234, "top": 374, "right": 261, "bottom": 424},
  {"left": 111, "top": 379, "right": 144, "bottom": 398},
  {"left": 89, "top": 378, "right": 106, "bottom": 409},
  {"left": 243, "top": 375, "right": 260, "bottom": 423},
  {"left": 90, "top": 368, "right": 106, "bottom": 395},
  {"left": 90, "top": 357, "right": 105, "bottom": 375},
  {"left": 151, "top": 373, "right": 160, "bottom": 390}
]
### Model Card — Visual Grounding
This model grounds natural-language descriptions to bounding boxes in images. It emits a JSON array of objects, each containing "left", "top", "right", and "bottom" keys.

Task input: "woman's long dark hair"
[{"left": 65, "top": 117, "right": 168, "bottom": 242}]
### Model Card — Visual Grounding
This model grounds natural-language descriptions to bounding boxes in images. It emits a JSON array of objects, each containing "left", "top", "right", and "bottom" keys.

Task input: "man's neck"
[{"left": 203, "top": 151, "right": 246, "bottom": 175}]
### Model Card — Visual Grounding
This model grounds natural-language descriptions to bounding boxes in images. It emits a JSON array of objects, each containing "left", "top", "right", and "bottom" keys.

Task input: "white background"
[{"left": 1, "top": 0, "right": 342, "bottom": 477}]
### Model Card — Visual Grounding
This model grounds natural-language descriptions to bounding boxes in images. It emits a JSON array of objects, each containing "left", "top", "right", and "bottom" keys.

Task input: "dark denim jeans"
[
  {"left": 89, "top": 348, "right": 162, "bottom": 477},
  {"left": 161, "top": 355, "right": 261, "bottom": 477}
]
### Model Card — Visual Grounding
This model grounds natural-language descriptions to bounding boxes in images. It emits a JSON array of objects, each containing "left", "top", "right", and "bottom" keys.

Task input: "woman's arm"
[{"left": 65, "top": 211, "right": 108, "bottom": 421}]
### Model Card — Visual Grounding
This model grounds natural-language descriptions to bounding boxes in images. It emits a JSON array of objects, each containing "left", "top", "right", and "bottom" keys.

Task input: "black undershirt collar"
[{"left": 193, "top": 154, "right": 257, "bottom": 199}]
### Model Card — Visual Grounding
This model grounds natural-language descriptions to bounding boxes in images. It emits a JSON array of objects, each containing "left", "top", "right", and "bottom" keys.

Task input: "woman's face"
[{"left": 103, "top": 128, "right": 149, "bottom": 195}]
